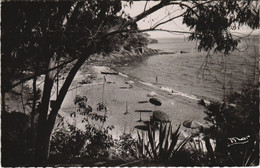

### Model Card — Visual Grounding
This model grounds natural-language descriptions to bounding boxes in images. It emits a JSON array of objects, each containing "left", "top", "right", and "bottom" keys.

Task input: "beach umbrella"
[
  {"left": 135, "top": 110, "right": 153, "bottom": 112},
  {"left": 183, "top": 120, "right": 203, "bottom": 129},
  {"left": 143, "top": 120, "right": 150, "bottom": 126},
  {"left": 152, "top": 110, "right": 170, "bottom": 123},
  {"left": 180, "top": 50, "right": 189, "bottom": 54},
  {"left": 149, "top": 98, "right": 162, "bottom": 106},
  {"left": 143, "top": 120, "right": 159, "bottom": 130},
  {"left": 149, "top": 97, "right": 162, "bottom": 111},
  {"left": 135, "top": 110, "right": 153, "bottom": 122},
  {"left": 147, "top": 91, "right": 157, "bottom": 97}
]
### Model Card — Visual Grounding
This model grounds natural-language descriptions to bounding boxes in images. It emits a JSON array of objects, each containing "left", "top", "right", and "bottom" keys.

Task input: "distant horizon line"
[{"left": 150, "top": 33, "right": 259, "bottom": 40}]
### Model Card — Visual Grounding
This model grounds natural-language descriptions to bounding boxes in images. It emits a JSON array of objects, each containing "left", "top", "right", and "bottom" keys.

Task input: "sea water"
[{"left": 117, "top": 36, "right": 259, "bottom": 101}]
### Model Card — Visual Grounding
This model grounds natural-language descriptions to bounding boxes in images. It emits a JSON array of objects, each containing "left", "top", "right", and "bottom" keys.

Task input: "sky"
[{"left": 122, "top": 1, "right": 260, "bottom": 39}]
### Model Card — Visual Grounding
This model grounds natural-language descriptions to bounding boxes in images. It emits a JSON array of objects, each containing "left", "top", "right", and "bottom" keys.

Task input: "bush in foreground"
[{"left": 199, "top": 85, "right": 259, "bottom": 166}]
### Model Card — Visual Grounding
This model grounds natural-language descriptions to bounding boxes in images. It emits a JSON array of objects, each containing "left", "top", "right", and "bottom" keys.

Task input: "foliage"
[
  {"left": 79, "top": 74, "right": 96, "bottom": 84},
  {"left": 2, "top": 0, "right": 259, "bottom": 165},
  {"left": 171, "top": 133, "right": 214, "bottom": 166},
  {"left": 105, "top": 31, "right": 149, "bottom": 53},
  {"left": 50, "top": 123, "right": 114, "bottom": 159},
  {"left": 83, "top": 124, "right": 114, "bottom": 157},
  {"left": 166, "top": 132, "right": 213, "bottom": 166},
  {"left": 199, "top": 85, "right": 259, "bottom": 166},
  {"left": 50, "top": 124, "right": 87, "bottom": 158},
  {"left": 6, "top": 83, "right": 41, "bottom": 114},
  {"left": 73, "top": 95, "right": 107, "bottom": 122},
  {"left": 1, "top": 1, "right": 133, "bottom": 92},
  {"left": 167, "top": 148, "right": 198, "bottom": 166},
  {"left": 4, "top": 1, "right": 258, "bottom": 92},
  {"left": 136, "top": 123, "right": 190, "bottom": 162},
  {"left": 97, "top": 102, "right": 107, "bottom": 111},
  {"left": 114, "top": 133, "right": 137, "bottom": 158},
  {"left": 1, "top": 2, "right": 72, "bottom": 92},
  {"left": 183, "top": 1, "right": 259, "bottom": 55},
  {"left": 203, "top": 85, "right": 258, "bottom": 139},
  {"left": 50, "top": 95, "right": 114, "bottom": 159},
  {"left": 1, "top": 111, "right": 35, "bottom": 166}
]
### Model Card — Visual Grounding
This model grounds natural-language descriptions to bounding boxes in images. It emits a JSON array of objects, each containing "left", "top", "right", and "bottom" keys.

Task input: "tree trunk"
[
  {"left": 1, "top": 91, "right": 6, "bottom": 112},
  {"left": 33, "top": 50, "right": 93, "bottom": 165},
  {"left": 48, "top": 52, "right": 93, "bottom": 134},
  {"left": 31, "top": 71, "right": 37, "bottom": 129},
  {"left": 21, "top": 83, "right": 26, "bottom": 113},
  {"left": 31, "top": 61, "right": 39, "bottom": 129},
  {"left": 34, "top": 122, "right": 52, "bottom": 165},
  {"left": 34, "top": 54, "right": 56, "bottom": 165},
  {"left": 31, "top": 1, "right": 168, "bottom": 164}
]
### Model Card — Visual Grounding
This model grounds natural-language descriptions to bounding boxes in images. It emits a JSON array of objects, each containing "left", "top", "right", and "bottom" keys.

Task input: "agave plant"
[{"left": 136, "top": 123, "right": 190, "bottom": 162}]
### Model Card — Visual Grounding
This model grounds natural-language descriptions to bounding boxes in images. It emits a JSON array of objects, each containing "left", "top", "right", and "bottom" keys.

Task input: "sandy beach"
[{"left": 58, "top": 65, "right": 207, "bottom": 139}]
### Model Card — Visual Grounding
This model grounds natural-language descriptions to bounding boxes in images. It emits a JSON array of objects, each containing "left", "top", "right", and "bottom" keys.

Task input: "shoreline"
[
  {"left": 60, "top": 64, "right": 207, "bottom": 139},
  {"left": 111, "top": 50, "right": 215, "bottom": 105},
  {"left": 5, "top": 46, "right": 210, "bottom": 139}
]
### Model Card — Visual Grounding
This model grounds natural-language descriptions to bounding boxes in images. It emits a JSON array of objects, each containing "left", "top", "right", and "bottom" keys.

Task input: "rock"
[
  {"left": 147, "top": 91, "right": 157, "bottom": 97},
  {"left": 125, "top": 80, "right": 134, "bottom": 84}
]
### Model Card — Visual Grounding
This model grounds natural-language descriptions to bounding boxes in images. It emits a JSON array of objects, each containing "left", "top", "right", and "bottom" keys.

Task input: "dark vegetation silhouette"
[
  {"left": 200, "top": 85, "right": 259, "bottom": 166},
  {"left": 1, "top": 0, "right": 259, "bottom": 166}
]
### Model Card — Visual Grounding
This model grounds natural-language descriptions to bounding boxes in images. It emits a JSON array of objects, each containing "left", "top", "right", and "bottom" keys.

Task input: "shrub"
[
  {"left": 50, "top": 124, "right": 88, "bottom": 159},
  {"left": 136, "top": 123, "right": 190, "bottom": 163},
  {"left": 50, "top": 95, "right": 114, "bottom": 161},
  {"left": 50, "top": 124, "right": 114, "bottom": 159},
  {"left": 114, "top": 133, "right": 137, "bottom": 158},
  {"left": 200, "top": 85, "right": 259, "bottom": 166},
  {"left": 1, "top": 111, "right": 34, "bottom": 166},
  {"left": 83, "top": 125, "right": 114, "bottom": 157}
]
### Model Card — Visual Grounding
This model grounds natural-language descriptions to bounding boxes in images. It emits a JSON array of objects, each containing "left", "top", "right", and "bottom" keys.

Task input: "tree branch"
[
  {"left": 151, "top": 11, "right": 187, "bottom": 29},
  {"left": 107, "top": 26, "right": 198, "bottom": 36},
  {"left": 133, "top": 1, "right": 168, "bottom": 23},
  {"left": 138, "top": 28, "right": 197, "bottom": 35},
  {"left": 38, "top": 53, "right": 57, "bottom": 121},
  {"left": 151, "top": 7, "right": 183, "bottom": 28},
  {"left": 62, "top": 2, "right": 79, "bottom": 29},
  {"left": 47, "top": 48, "right": 95, "bottom": 131},
  {"left": 5, "top": 58, "right": 78, "bottom": 93},
  {"left": 144, "top": 0, "right": 149, "bottom": 13},
  {"left": 6, "top": 2, "right": 82, "bottom": 92},
  {"left": 169, "top": 1, "right": 215, "bottom": 18},
  {"left": 105, "top": 0, "right": 171, "bottom": 36},
  {"left": 105, "top": 0, "right": 214, "bottom": 37}
]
